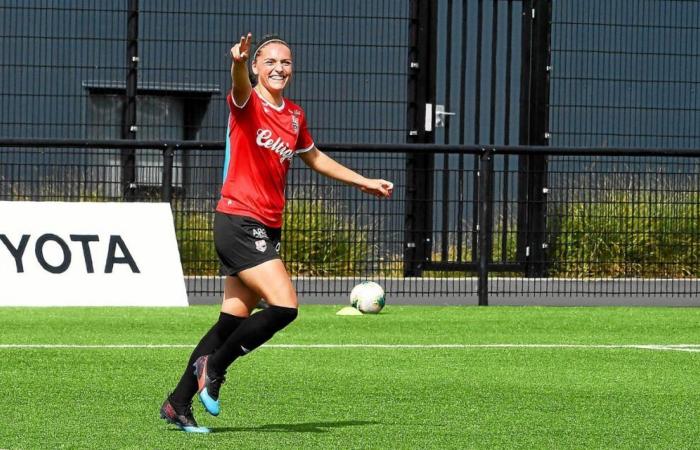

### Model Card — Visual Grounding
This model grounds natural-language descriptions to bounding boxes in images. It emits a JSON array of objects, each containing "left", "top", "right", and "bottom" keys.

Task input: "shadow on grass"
[{"left": 209, "top": 420, "right": 379, "bottom": 434}]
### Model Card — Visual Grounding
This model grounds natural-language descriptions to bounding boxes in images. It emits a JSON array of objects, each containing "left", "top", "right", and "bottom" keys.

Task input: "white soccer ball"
[{"left": 350, "top": 281, "right": 385, "bottom": 314}]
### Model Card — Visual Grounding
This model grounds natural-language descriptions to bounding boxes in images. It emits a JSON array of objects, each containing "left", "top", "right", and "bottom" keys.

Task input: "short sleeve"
[
  {"left": 296, "top": 112, "right": 315, "bottom": 153},
  {"left": 227, "top": 90, "right": 253, "bottom": 115}
]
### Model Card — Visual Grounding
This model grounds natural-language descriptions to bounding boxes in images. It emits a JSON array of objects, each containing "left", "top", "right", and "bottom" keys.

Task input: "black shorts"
[{"left": 213, "top": 212, "right": 282, "bottom": 276}]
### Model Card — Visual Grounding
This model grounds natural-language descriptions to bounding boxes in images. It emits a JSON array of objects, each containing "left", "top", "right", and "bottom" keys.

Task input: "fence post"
[
  {"left": 478, "top": 149, "right": 494, "bottom": 306},
  {"left": 404, "top": 0, "right": 437, "bottom": 276},
  {"left": 517, "top": 0, "right": 551, "bottom": 276},
  {"left": 122, "top": 0, "right": 139, "bottom": 201},
  {"left": 161, "top": 145, "right": 174, "bottom": 203}
]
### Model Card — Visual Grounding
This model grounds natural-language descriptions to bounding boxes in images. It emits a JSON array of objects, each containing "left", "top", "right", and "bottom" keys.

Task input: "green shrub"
[
  {"left": 282, "top": 199, "right": 372, "bottom": 276},
  {"left": 174, "top": 212, "right": 218, "bottom": 276},
  {"left": 549, "top": 193, "right": 700, "bottom": 277}
]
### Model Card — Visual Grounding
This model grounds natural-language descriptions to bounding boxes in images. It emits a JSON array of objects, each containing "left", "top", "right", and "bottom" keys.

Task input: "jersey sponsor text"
[{"left": 256, "top": 128, "right": 294, "bottom": 164}]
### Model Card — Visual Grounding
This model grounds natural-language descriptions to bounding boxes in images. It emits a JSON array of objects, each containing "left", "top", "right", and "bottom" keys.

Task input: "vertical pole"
[
  {"left": 516, "top": 0, "right": 532, "bottom": 265},
  {"left": 527, "top": 0, "right": 551, "bottom": 277},
  {"left": 161, "top": 145, "right": 174, "bottom": 203},
  {"left": 404, "top": 0, "right": 437, "bottom": 276},
  {"left": 440, "top": 0, "right": 454, "bottom": 263},
  {"left": 470, "top": 0, "right": 484, "bottom": 264},
  {"left": 501, "top": 0, "right": 514, "bottom": 263},
  {"left": 477, "top": 149, "right": 494, "bottom": 306},
  {"left": 517, "top": 0, "right": 551, "bottom": 276},
  {"left": 456, "top": 0, "right": 469, "bottom": 263},
  {"left": 122, "top": 0, "right": 138, "bottom": 201}
]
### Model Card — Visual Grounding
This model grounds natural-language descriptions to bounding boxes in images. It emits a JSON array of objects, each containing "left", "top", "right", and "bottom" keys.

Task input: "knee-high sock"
[
  {"left": 169, "top": 312, "right": 244, "bottom": 406},
  {"left": 208, "top": 305, "right": 298, "bottom": 375}
]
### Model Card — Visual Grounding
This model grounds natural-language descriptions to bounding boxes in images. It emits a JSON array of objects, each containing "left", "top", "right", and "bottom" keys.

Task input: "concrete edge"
[{"left": 186, "top": 277, "right": 700, "bottom": 307}]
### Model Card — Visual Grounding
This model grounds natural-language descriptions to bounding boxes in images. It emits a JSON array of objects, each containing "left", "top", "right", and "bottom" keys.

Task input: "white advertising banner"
[{"left": 0, "top": 201, "right": 188, "bottom": 306}]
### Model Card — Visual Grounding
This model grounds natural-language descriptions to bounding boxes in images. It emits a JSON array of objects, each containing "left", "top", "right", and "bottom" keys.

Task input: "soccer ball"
[{"left": 350, "top": 281, "right": 385, "bottom": 314}]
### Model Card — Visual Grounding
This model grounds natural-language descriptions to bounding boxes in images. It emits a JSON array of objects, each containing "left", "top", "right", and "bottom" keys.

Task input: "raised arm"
[
  {"left": 299, "top": 147, "right": 393, "bottom": 198},
  {"left": 230, "top": 33, "right": 253, "bottom": 107}
]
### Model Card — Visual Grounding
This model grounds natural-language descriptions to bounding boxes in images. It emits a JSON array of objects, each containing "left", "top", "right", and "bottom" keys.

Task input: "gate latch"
[{"left": 435, "top": 104, "right": 456, "bottom": 128}]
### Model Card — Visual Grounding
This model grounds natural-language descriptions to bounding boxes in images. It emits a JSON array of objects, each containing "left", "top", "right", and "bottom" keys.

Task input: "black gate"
[{"left": 404, "top": 0, "right": 551, "bottom": 279}]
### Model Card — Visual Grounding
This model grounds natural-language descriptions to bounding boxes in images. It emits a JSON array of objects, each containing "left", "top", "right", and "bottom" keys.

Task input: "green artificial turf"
[{"left": 0, "top": 305, "right": 698, "bottom": 449}]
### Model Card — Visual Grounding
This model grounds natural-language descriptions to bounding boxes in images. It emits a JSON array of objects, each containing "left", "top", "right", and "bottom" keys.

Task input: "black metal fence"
[
  {"left": 2, "top": 1, "right": 700, "bottom": 303},
  {"left": 2, "top": 141, "right": 699, "bottom": 302}
]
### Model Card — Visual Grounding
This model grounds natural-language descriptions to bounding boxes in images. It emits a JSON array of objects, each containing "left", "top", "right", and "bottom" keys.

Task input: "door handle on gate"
[{"left": 435, "top": 104, "right": 456, "bottom": 128}]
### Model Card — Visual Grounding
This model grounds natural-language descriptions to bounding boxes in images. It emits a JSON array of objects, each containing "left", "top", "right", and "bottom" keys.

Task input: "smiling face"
[{"left": 251, "top": 42, "right": 293, "bottom": 99}]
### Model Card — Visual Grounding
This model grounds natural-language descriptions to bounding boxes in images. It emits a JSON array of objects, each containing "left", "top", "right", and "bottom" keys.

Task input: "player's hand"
[
  {"left": 360, "top": 179, "right": 393, "bottom": 198},
  {"left": 231, "top": 32, "right": 252, "bottom": 63}
]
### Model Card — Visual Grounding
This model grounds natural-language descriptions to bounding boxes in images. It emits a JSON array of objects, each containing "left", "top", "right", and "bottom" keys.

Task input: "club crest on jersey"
[
  {"left": 256, "top": 128, "right": 294, "bottom": 164},
  {"left": 255, "top": 239, "right": 267, "bottom": 252},
  {"left": 290, "top": 110, "right": 300, "bottom": 133}
]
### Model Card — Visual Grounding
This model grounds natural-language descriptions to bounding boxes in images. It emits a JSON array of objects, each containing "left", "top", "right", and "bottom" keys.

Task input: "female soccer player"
[{"left": 160, "top": 33, "right": 393, "bottom": 433}]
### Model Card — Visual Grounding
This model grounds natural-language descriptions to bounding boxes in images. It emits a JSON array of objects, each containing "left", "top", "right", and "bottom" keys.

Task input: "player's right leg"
[
  {"left": 162, "top": 276, "right": 256, "bottom": 430},
  {"left": 194, "top": 276, "right": 259, "bottom": 416},
  {"left": 159, "top": 398, "right": 210, "bottom": 433},
  {"left": 221, "top": 275, "right": 260, "bottom": 317},
  {"left": 196, "top": 259, "right": 298, "bottom": 415}
]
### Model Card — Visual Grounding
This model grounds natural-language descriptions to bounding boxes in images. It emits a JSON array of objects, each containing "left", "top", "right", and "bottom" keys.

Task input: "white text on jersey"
[{"left": 256, "top": 129, "right": 294, "bottom": 164}]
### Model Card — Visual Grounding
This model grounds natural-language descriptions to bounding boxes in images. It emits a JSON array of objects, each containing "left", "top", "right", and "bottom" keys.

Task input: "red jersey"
[{"left": 217, "top": 89, "right": 314, "bottom": 228}]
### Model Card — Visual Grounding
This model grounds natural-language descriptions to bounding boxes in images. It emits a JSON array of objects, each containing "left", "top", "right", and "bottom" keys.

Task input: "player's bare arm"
[
  {"left": 230, "top": 32, "right": 252, "bottom": 107},
  {"left": 299, "top": 147, "right": 393, "bottom": 198}
]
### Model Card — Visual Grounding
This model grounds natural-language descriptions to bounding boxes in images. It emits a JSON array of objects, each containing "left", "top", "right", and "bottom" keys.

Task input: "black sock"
[
  {"left": 169, "top": 312, "right": 244, "bottom": 407},
  {"left": 208, "top": 305, "right": 298, "bottom": 374}
]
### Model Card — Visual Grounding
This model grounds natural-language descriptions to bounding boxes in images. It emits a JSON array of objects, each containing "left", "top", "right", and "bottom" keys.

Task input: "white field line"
[{"left": 0, "top": 343, "right": 698, "bottom": 352}]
